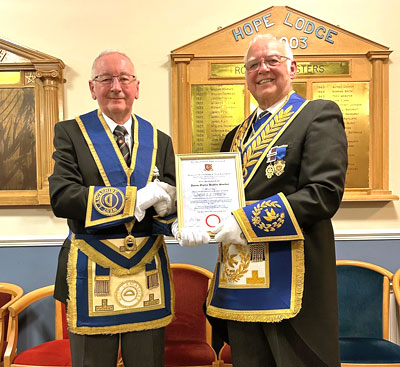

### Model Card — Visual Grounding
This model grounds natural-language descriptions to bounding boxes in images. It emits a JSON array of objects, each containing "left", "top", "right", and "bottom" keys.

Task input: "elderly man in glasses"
[
  {"left": 49, "top": 50, "right": 206, "bottom": 367},
  {"left": 205, "top": 34, "right": 348, "bottom": 366}
]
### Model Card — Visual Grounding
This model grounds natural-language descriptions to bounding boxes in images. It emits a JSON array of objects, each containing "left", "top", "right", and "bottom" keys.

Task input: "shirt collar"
[
  {"left": 102, "top": 112, "right": 133, "bottom": 135},
  {"left": 256, "top": 95, "right": 287, "bottom": 118}
]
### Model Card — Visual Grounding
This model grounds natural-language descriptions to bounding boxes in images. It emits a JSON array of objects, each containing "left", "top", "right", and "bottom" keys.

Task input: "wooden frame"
[
  {"left": 4, "top": 285, "right": 55, "bottom": 367},
  {"left": 171, "top": 6, "right": 398, "bottom": 201},
  {"left": 0, "top": 38, "right": 64, "bottom": 205},
  {"left": 175, "top": 152, "right": 245, "bottom": 234},
  {"left": 394, "top": 269, "right": 400, "bottom": 316},
  {"left": 0, "top": 282, "right": 23, "bottom": 366},
  {"left": 215, "top": 344, "right": 232, "bottom": 367}
]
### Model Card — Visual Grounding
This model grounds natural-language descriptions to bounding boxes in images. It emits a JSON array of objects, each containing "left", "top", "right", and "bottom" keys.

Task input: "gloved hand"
[
  {"left": 212, "top": 215, "right": 247, "bottom": 245},
  {"left": 171, "top": 219, "right": 210, "bottom": 247},
  {"left": 135, "top": 182, "right": 171, "bottom": 222},
  {"left": 153, "top": 181, "right": 177, "bottom": 217}
]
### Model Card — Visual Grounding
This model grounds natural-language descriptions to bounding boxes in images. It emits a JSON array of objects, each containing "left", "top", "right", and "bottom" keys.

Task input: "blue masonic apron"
[
  {"left": 67, "top": 109, "right": 173, "bottom": 334},
  {"left": 206, "top": 92, "right": 308, "bottom": 322}
]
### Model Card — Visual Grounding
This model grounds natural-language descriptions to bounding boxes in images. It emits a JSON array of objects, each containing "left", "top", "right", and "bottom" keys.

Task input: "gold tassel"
[
  {"left": 250, "top": 243, "right": 265, "bottom": 262},
  {"left": 94, "top": 276, "right": 110, "bottom": 296},
  {"left": 146, "top": 270, "right": 159, "bottom": 289}
]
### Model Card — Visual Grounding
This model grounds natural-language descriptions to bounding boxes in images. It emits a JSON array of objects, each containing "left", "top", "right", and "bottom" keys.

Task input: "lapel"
[{"left": 230, "top": 92, "right": 309, "bottom": 188}]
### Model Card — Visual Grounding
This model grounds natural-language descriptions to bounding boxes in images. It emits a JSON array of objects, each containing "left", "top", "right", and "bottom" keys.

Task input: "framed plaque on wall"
[
  {"left": 170, "top": 6, "right": 397, "bottom": 201},
  {"left": 0, "top": 37, "right": 65, "bottom": 205}
]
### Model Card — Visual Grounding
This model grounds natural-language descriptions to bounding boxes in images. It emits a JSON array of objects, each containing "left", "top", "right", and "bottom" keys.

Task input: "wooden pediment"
[
  {"left": 0, "top": 37, "right": 64, "bottom": 75},
  {"left": 171, "top": 6, "right": 389, "bottom": 57}
]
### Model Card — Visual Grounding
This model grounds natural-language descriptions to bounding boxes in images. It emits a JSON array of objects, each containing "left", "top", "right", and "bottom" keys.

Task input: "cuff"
[
  {"left": 232, "top": 192, "right": 304, "bottom": 242},
  {"left": 85, "top": 186, "right": 136, "bottom": 229}
]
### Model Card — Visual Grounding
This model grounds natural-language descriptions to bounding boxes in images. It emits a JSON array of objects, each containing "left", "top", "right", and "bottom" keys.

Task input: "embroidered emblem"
[
  {"left": 95, "top": 299, "right": 114, "bottom": 312},
  {"left": 251, "top": 200, "right": 285, "bottom": 232},
  {"left": 223, "top": 244, "right": 250, "bottom": 283},
  {"left": 144, "top": 293, "right": 160, "bottom": 306},
  {"left": 93, "top": 187, "right": 125, "bottom": 217},
  {"left": 241, "top": 107, "right": 293, "bottom": 179},
  {"left": 246, "top": 270, "right": 265, "bottom": 284},
  {"left": 116, "top": 281, "right": 143, "bottom": 308}
]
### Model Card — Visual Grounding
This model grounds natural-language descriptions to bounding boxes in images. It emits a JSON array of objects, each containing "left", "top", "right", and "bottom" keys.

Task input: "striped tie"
[
  {"left": 253, "top": 110, "right": 271, "bottom": 132},
  {"left": 113, "top": 125, "right": 131, "bottom": 165}
]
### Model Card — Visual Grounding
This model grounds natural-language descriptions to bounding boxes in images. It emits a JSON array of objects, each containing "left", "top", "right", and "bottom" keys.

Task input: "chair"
[
  {"left": 3, "top": 285, "right": 71, "bottom": 367},
  {"left": 394, "top": 268, "right": 400, "bottom": 343},
  {"left": 394, "top": 268, "right": 400, "bottom": 312},
  {"left": 165, "top": 263, "right": 218, "bottom": 367},
  {"left": 336, "top": 260, "right": 400, "bottom": 366},
  {"left": 0, "top": 283, "right": 23, "bottom": 367},
  {"left": 215, "top": 343, "right": 231, "bottom": 367}
]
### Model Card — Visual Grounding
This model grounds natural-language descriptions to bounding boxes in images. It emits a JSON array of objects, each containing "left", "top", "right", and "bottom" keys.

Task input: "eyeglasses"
[
  {"left": 244, "top": 55, "right": 291, "bottom": 72},
  {"left": 92, "top": 74, "right": 136, "bottom": 85}
]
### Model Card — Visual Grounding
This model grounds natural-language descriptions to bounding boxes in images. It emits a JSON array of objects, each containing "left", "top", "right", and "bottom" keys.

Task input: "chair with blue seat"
[
  {"left": 337, "top": 260, "right": 400, "bottom": 366},
  {"left": 394, "top": 268, "right": 400, "bottom": 312},
  {"left": 394, "top": 268, "right": 400, "bottom": 333}
]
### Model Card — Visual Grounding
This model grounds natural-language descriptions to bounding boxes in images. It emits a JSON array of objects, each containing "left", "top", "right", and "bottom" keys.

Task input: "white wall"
[{"left": 0, "top": 0, "right": 399, "bottom": 237}]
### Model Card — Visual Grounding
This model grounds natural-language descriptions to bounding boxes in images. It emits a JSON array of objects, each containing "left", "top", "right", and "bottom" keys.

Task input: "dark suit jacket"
[
  {"left": 219, "top": 98, "right": 348, "bottom": 367},
  {"left": 49, "top": 114, "right": 175, "bottom": 303}
]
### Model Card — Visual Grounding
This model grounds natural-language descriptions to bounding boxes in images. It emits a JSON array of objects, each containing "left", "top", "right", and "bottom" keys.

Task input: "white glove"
[
  {"left": 153, "top": 181, "right": 177, "bottom": 217},
  {"left": 212, "top": 215, "right": 247, "bottom": 245},
  {"left": 135, "top": 182, "right": 171, "bottom": 222},
  {"left": 171, "top": 219, "right": 210, "bottom": 247}
]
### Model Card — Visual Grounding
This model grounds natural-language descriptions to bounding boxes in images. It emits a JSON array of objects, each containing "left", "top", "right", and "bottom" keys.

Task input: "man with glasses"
[
  {"left": 49, "top": 51, "right": 182, "bottom": 367},
  {"left": 206, "top": 34, "right": 348, "bottom": 366}
]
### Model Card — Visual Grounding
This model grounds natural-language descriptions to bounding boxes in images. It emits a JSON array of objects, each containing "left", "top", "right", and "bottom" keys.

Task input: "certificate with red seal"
[{"left": 175, "top": 152, "right": 245, "bottom": 235}]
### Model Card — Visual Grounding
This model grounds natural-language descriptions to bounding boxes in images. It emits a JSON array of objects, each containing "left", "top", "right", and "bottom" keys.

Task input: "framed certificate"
[{"left": 175, "top": 152, "right": 245, "bottom": 234}]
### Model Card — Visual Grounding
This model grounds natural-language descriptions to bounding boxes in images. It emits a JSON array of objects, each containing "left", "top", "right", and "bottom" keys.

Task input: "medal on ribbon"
[{"left": 265, "top": 145, "right": 288, "bottom": 179}]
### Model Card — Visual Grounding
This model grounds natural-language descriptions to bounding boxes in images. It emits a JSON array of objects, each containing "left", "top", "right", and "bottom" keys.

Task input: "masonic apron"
[
  {"left": 206, "top": 92, "right": 308, "bottom": 322},
  {"left": 67, "top": 109, "right": 173, "bottom": 335}
]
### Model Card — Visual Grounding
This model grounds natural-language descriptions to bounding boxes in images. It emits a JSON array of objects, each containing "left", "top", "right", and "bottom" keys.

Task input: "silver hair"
[
  {"left": 90, "top": 50, "right": 135, "bottom": 79},
  {"left": 244, "top": 34, "right": 294, "bottom": 72}
]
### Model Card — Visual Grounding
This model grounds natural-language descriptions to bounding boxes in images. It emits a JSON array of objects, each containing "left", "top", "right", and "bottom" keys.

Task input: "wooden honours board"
[
  {"left": 171, "top": 6, "right": 397, "bottom": 201},
  {"left": 0, "top": 37, "right": 65, "bottom": 205}
]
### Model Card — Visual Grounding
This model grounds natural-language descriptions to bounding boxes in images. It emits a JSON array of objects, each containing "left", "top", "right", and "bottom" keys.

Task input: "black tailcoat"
[
  {"left": 217, "top": 99, "right": 348, "bottom": 367},
  {"left": 49, "top": 115, "right": 175, "bottom": 303}
]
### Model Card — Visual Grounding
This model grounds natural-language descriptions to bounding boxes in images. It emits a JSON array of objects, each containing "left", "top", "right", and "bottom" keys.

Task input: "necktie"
[
  {"left": 253, "top": 110, "right": 271, "bottom": 132},
  {"left": 113, "top": 125, "right": 131, "bottom": 165}
]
